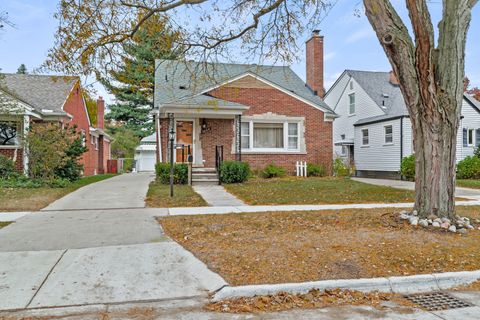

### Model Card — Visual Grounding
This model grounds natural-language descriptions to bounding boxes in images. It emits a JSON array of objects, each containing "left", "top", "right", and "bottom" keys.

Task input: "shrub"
[
  {"left": 26, "top": 124, "right": 86, "bottom": 181},
  {"left": 220, "top": 161, "right": 250, "bottom": 183},
  {"left": 333, "top": 158, "right": 350, "bottom": 177},
  {"left": 400, "top": 155, "right": 416, "bottom": 181},
  {"left": 307, "top": 163, "right": 326, "bottom": 177},
  {"left": 457, "top": 156, "right": 480, "bottom": 179},
  {"left": 155, "top": 162, "right": 188, "bottom": 184},
  {"left": 262, "top": 163, "right": 286, "bottom": 178},
  {"left": 0, "top": 155, "right": 15, "bottom": 179}
]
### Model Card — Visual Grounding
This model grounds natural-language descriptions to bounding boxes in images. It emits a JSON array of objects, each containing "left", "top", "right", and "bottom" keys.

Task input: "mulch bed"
[{"left": 159, "top": 207, "right": 480, "bottom": 286}]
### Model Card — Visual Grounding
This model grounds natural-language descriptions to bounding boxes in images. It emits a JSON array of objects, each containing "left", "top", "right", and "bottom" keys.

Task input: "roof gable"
[
  {"left": 154, "top": 60, "right": 335, "bottom": 115},
  {"left": 0, "top": 74, "right": 78, "bottom": 116}
]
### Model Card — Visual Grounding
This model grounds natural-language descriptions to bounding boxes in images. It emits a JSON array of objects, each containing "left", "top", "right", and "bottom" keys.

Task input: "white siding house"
[{"left": 326, "top": 70, "right": 480, "bottom": 179}]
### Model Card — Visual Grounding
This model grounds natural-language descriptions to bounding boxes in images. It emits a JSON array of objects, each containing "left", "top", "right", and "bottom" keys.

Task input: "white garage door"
[{"left": 138, "top": 151, "right": 156, "bottom": 172}]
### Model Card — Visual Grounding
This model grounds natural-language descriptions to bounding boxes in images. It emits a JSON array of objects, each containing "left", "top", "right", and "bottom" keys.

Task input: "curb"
[
  {"left": 0, "top": 212, "right": 31, "bottom": 222},
  {"left": 212, "top": 270, "right": 480, "bottom": 301}
]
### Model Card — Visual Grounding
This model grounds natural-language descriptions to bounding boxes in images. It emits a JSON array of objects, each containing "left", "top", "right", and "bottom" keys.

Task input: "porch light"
[{"left": 201, "top": 118, "right": 210, "bottom": 133}]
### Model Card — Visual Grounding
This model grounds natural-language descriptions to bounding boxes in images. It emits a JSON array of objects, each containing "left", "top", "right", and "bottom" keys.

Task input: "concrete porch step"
[
  {"left": 192, "top": 173, "right": 218, "bottom": 179},
  {"left": 192, "top": 167, "right": 217, "bottom": 173},
  {"left": 192, "top": 178, "right": 219, "bottom": 186}
]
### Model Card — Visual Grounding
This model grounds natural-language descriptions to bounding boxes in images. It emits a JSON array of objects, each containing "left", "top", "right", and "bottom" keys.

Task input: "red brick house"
[
  {"left": 153, "top": 31, "right": 337, "bottom": 181},
  {"left": 0, "top": 74, "right": 111, "bottom": 176}
]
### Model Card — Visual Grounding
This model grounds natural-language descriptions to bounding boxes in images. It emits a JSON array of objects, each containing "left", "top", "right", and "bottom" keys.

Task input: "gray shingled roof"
[
  {"left": 154, "top": 60, "right": 335, "bottom": 114},
  {"left": 348, "top": 70, "right": 480, "bottom": 126},
  {"left": 0, "top": 74, "right": 78, "bottom": 115}
]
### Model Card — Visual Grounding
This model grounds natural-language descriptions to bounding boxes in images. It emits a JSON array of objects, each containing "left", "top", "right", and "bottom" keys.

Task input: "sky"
[{"left": 0, "top": 0, "right": 479, "bottom": 104}]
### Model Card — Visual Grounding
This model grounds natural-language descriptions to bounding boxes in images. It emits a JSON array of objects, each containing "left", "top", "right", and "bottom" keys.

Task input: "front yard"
[
  {"left": 145, "top": 180, "right": 207, "bottom": 208},
  {"left": 0, "top": 174, "right": 116, "bottom": 211},
  {"left": 160, "top": 206, "right": 480, "bottom": 286},
  {"left": 223, "top": 177, "right": 416, "bottom": 205}
]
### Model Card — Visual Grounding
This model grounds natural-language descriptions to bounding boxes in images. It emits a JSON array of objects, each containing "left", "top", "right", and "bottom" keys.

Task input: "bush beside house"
[
  {"left": 219, "top": 161, "right": 250, "bottom": 183},
  {"left": 155, "top": 162, "right": 188, "bottom": 184},
  {"left": 400, "top": 155, "right": 416, "bottom": 181}
]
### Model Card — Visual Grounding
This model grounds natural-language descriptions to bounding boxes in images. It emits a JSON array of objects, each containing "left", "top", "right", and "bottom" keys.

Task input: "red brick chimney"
[
  {"left": 306, "top": 30, "right": 325, "bottom": 98},
  {"left": 97, "top": 97, "right": 105, "bottom": 129}
]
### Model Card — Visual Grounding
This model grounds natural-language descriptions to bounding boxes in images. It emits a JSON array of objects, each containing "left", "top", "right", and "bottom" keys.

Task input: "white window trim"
[
  {"left": 467, "top": 128, "right": 475, "bottom": 147},
  {"left": 241, "top": 119, "right": 302, "bottom": 153},
  {"left": 348, "top": 93, "right": 356, "bottom": 116},
  {"left": 384, "top": 125, "right": 394, "bottom": 145},
  {"left": 361, "top": 129, "right": 369, "bottom": 147}
]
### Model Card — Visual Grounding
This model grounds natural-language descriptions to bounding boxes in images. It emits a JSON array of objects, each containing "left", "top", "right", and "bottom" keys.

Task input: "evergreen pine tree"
[
  {"left": 16, "top": 64, "right": 27, "bottom": 74},
  {"left": 101, "top": 15, "right": 181, "bottom": 137}
]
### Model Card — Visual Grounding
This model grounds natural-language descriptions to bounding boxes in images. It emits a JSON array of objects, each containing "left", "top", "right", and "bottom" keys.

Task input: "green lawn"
[
  {"left": 223, "top": 177, "right": 416, "bottom": 205},
  {"left": 146, "top": 180, "right": 207, "bottom": 208},
  {"left": 457, "top": 179, "right": 480, "bottom": 189},
  {"left": 0, "top": 174, "right": 116, "bottom": 212}
]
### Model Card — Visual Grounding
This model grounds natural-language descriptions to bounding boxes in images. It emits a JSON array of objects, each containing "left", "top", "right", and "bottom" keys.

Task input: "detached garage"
[{"left": 134, "top": 133, "right": 157, "bottom": 172}]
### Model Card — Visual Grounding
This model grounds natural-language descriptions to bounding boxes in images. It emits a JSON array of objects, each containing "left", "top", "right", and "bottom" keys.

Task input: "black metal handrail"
[{"left": 215, "top": 145, "right": 224, "bottom": 185}]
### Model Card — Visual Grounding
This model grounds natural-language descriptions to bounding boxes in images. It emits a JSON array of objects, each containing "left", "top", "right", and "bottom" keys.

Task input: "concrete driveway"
[{"left": 43, "top": 173, "right": 155, "bottom": 211}]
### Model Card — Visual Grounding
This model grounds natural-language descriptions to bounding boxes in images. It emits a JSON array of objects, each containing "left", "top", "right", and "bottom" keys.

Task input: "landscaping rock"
[
  {"left": 412, "top": 210, "right": 418, "bottom": 216},
  {"left": 427, "top": 214, "right": 438, "bottom": 221},
  {"left": 409, "top": 217, "right": 419, "bottom": 226},
  {"left": 448, "top": 225, "right": 457, "bottom": 233},
  {"left": 458, "top": 228, "right": 468, "bottom": 235},
  {"left": 441, "top": 217, "right": 451, "bottom": 224},
  {"left": 432, "top": 222, "right": 441, "bottom": 228},
  {"left": 399, "top": 213, "right": 410, "bottom": 220},
  {"left": 419, "top": 219, "right": 429, "bottom": 228},
  {"left": 441, "top": 221, "right": 451, "bottom": 229},
  {"left": 434, "top": 218, "right": 442, "bottom": 224}
]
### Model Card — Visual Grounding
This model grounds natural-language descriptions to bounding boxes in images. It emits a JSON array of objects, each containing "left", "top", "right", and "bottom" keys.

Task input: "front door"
[{"left": 176, "top": 121, "right": 193, "bottom": 163}]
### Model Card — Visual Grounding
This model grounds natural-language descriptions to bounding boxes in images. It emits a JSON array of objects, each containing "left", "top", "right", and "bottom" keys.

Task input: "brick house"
[
  {"left": 0, "top": 74, "right": 111, "bottom": 176},
  {"left": 152, "top": 31, "right": 337, "bottom": 181}
]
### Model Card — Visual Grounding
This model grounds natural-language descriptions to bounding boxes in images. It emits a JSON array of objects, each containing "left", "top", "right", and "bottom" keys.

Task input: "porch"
[{"left": 154, "top": 96, "right": 249, "bottom": 168}]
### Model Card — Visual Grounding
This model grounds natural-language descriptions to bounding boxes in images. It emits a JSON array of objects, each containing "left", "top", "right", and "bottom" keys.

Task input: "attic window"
[
  {"left": 179, "top": 85, "right": 186, "bottom": 90},
  {"left": 382, "top": 93, "right": 389, "bottom": 98}
]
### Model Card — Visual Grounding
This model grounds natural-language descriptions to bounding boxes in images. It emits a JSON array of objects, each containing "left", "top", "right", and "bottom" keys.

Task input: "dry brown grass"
[
  {"left": 205, "top": 289, "right": 401, "bottom": 314},
  {"left": 0, "top": 174, "right": 116, "bottom": 212},
  {"left": 160, "top": 206, "right": 480, "bottom": 286},
  {"left": 145, "top": 181, "right": 207, "bottom": 207}
]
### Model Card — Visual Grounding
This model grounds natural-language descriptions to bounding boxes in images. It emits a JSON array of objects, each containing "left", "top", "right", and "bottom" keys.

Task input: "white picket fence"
[{"left": 295, "top": 161, "right": 307, "bottom": 177}]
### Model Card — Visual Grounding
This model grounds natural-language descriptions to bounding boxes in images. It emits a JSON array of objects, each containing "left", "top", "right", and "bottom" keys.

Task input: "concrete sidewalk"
[
  {"left": 353, "top": 177, "right": 480, "bottom": 200},
  {"left": 193, "top": 185, "right": 246, "bottom": 206},
  {"left": 0, "top": 209, "right": 168, "bottom": 252},
  {"left": 43, "top": 173, "right": 155, "bottom": 211}
]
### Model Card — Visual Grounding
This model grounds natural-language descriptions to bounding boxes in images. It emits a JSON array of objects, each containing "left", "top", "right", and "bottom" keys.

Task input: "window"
[
  {"left": 384, "top": 125, "right": 393, "bottom": 144},
  {"left": 241, "top": 120, "right": 301, "bottom": 151},
  {"left": 241, "top": 122, "right": 250, "bottom": 149},
  {"left": 253, "top": 123, "right": 283, "bottom": 148},
  {"left": 350, "top": 81, "right": 354, "bottom": 90},
  {"left": 0, "top": 121, "right": 19, "bottom": 146},
  {"left": 340, "top": 134, "right": 345, "bottom": 140},
  {"left": 288, "top": 123, "right": 298, "bottom": 149},
  {"left": 362, "top": 129, "right": 369, "bottom": 146},
  {"left": 349, "top": 93, "right": 356, "bottom": 115},
  {"left": 341, "top": 146, "right": 347, "bottom": 156},
  {"left": 468, "top": 128, "right": 474, "bottom": 146}
]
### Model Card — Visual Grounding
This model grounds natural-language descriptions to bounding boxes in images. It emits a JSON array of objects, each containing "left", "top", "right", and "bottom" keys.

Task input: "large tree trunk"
[
  {"left": 412, "top": 99, "right": 459, "bottom": 219},
  {"left": 364, "top": 0, "right": 477, "bottom": 218}
]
